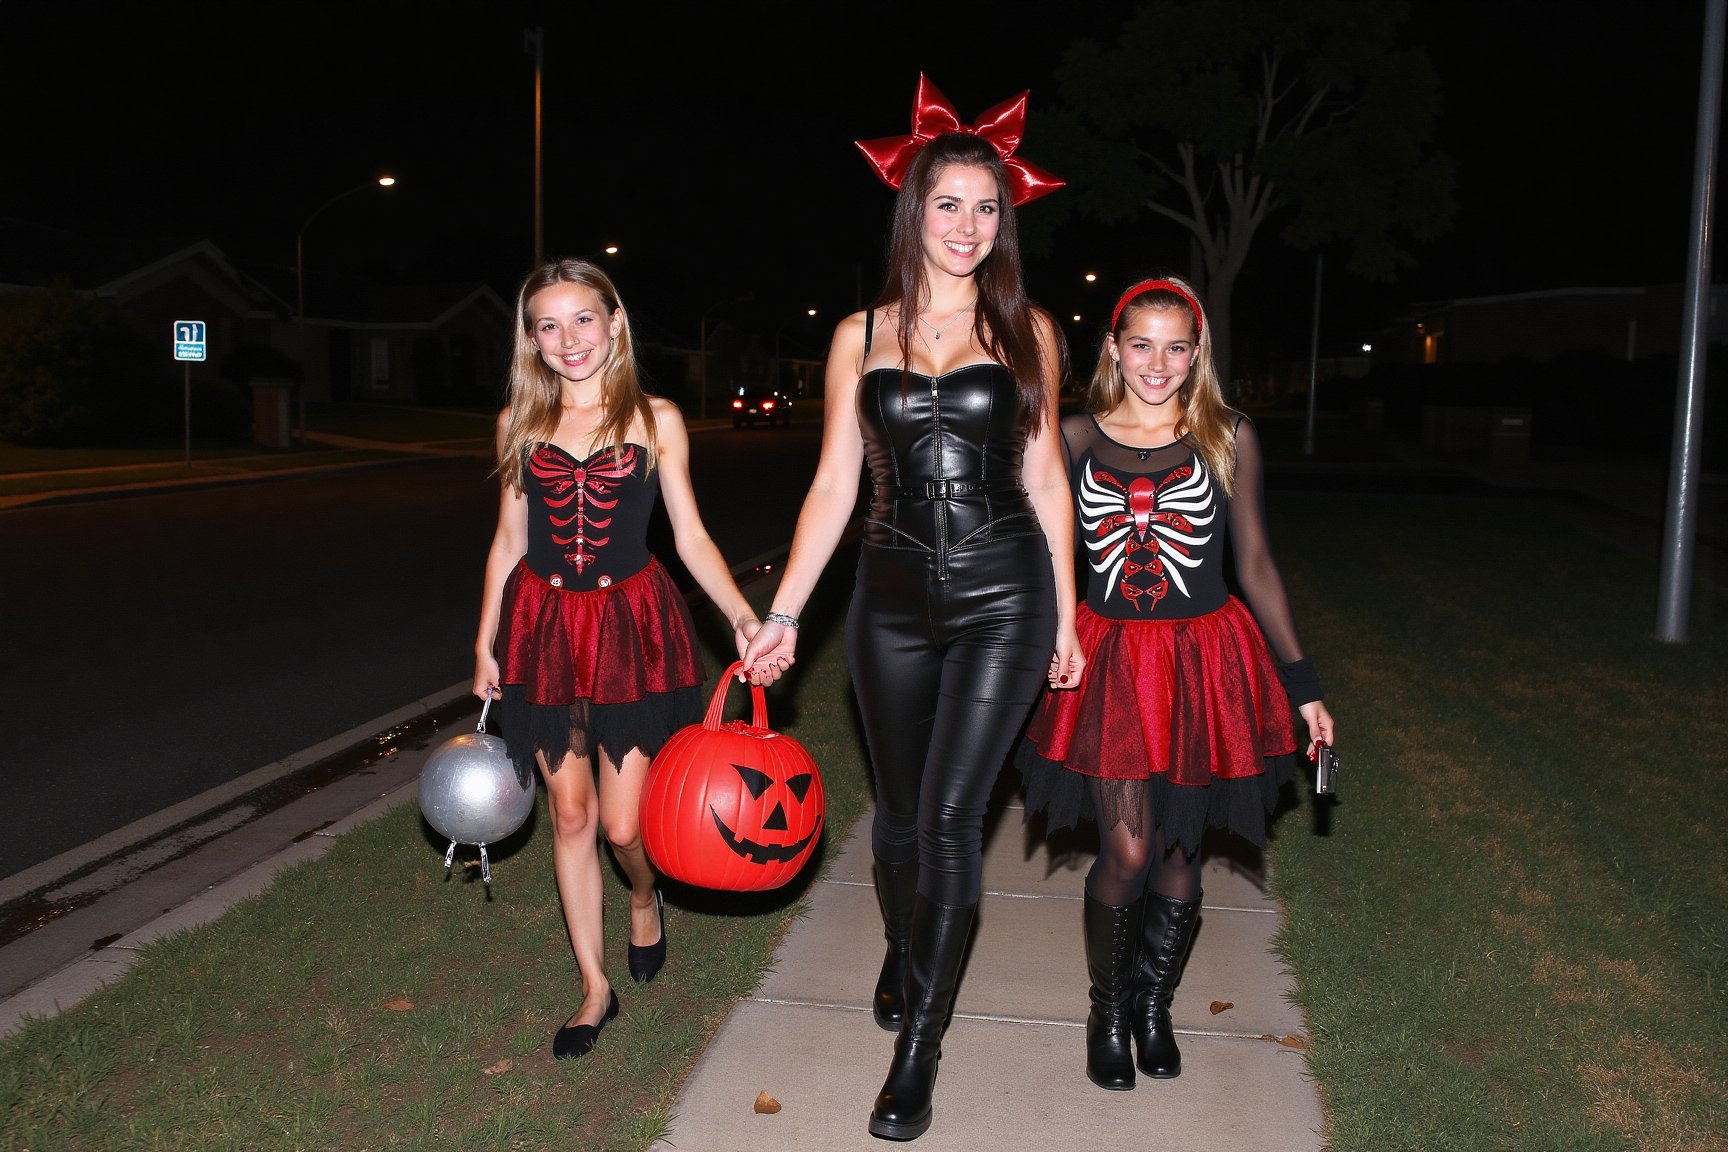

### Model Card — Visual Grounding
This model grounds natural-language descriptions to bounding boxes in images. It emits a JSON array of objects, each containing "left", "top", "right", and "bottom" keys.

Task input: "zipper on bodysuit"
[{"left": 930, "top": 373, "right": 950, "bottom": 582}]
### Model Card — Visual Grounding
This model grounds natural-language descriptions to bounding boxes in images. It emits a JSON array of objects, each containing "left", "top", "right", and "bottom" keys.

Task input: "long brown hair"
[
  {"left": 496, "top": 258, "right": 657, "bottom": 491},
  {"left": 871, "top": 132, "right": 1061, "bottom": 430},
  {"left": 1088, "top": 274, "right": 1238, "bottom": 497}
]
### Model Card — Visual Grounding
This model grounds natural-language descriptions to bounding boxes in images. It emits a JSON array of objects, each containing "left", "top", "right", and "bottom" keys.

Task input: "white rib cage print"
[{"left": 1077, "top": 456, "right": 1215, "bottom": 608}]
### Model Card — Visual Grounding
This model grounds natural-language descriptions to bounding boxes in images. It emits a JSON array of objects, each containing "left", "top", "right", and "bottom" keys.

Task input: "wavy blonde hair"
[
  {"left": 496, "top": 258, "right": 657, "bottom": 492},
  {"left": 1087, "top": 274, "right": 1237, "bottom": 497}
]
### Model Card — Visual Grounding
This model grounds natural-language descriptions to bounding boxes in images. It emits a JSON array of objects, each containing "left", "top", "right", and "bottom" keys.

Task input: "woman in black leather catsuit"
[{"left": 743, "top": 76, "right": 1083, "bottom": 1142}]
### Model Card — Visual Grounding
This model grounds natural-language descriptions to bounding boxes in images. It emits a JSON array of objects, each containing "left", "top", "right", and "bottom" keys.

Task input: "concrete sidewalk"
[{"left": 650, "top": 801, "right": 1323, "bottom": 1151}]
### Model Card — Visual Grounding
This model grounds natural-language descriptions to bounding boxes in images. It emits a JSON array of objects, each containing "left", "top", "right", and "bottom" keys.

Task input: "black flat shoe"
[
  {"left": 627, "top": 889, "right": 666, "bottom": 984},
  {"left": 552, "top": 989, "right": 619, "bottom": 1060}
]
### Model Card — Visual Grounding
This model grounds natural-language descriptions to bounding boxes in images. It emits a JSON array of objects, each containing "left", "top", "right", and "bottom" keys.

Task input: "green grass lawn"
[{"left": 1266, "top": 490, "right": 1726, "bottom": 1150}]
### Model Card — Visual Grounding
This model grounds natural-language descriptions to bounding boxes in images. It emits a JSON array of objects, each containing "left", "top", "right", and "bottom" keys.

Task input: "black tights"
[{"left": 1084, "top": 776, "right": 1202, "bottom": 907}]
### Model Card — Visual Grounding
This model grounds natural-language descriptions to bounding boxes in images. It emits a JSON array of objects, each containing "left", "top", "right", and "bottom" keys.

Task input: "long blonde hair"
[
  {"left": 1088, "top": 274, "right": 1237, "bottom": 497},
  {"left": 496, "top": 258, "right": 657, "bottom": 491}
]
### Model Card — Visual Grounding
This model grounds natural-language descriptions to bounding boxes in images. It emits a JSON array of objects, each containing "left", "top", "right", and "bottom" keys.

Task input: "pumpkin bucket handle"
[{"left": 704, "top": 661, "right": 768, "bottom": 731}]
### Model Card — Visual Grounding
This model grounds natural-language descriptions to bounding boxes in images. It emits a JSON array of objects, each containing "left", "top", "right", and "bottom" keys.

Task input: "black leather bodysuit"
[{"left": 845, "top": 355, "right": 1059, "bottom": 907}]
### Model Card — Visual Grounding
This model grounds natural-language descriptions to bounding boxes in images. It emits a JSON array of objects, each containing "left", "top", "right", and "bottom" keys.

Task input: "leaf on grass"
[
  {"left": 483, "top": 1059, "right": 513, "bottom": 1076},
  {"left": 753, "top": 1089, "right": 782, "bottom": 1114},
  {"left": 1209, "top": 1000, "right": 1235, "bottom": 1014},
  {"left": 382, "top": 997, "right": 415, "bottom": 1012},
  {"left": 1260, "top": 1033, "right": 1307, "bottom": 1049}
]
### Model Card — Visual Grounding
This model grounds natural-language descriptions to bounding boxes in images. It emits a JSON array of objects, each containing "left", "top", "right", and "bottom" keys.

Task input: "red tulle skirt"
[
  {"left": 1017, "top": 597, "right": 1298, "bottom": 852},
  {"left": 1026, "top": 597, "right": 1295, "bottom": 784},
  {"left": 495, "top": 556, "right": 703, "bottom": 706}
]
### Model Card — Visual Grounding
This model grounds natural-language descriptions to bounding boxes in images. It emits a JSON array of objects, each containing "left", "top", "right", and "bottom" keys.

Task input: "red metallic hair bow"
[{"left": 854, "top": 73, "right": 1065, "bottom": 207}]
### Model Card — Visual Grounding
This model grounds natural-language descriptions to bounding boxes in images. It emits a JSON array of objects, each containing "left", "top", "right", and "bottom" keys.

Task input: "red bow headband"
[
  {"left": 854, "top": 73, "right": 1065, "bottom": 207},
  {"left": 1111, "top": 279, "right": 1206, "bottom": 335}
]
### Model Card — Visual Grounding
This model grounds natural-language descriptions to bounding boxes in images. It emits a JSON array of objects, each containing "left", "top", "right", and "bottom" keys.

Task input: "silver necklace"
[{"left": 919, "top": 309, "right": 972, "bottom": 342}]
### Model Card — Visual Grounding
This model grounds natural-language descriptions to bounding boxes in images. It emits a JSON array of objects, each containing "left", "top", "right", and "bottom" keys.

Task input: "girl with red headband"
[
  {"left": 1017, "top": 274, "right": 1337, "bottom": 1092},
  {"left": 744, "top": 74, "right": 1083, "bottom": 1141}
]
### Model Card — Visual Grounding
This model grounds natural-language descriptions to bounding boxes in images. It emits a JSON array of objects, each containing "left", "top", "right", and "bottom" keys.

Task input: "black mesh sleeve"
[{"left": 1227, "top": 415, "right": 1322, "bottom": 704}]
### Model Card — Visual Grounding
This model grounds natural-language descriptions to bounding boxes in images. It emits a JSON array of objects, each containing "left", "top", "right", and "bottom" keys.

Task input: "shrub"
[{"left": 0, "top": 285, "right": 179, "bottom": 446}]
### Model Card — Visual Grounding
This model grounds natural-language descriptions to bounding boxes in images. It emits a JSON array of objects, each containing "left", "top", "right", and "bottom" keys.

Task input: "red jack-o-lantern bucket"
[{"left": 642, "top": 661, "right": 825, "bottom": 892}]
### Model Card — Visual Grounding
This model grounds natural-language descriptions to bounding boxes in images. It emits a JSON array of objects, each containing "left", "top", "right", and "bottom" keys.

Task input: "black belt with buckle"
[{"left": 883, "top": 479, "right": 1022, "bottom": 499}]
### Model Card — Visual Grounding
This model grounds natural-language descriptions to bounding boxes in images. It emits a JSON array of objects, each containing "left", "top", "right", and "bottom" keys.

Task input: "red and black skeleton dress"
[
  {"left": 1017, "top": 411, "right": 1322, "bottom": 855},
  {"left": 493, "top": 440, "right": 705, "bottom": 782}
]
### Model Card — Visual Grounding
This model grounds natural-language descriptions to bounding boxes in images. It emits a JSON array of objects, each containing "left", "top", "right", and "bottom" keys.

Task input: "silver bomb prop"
[{"left": 418, "top": 698, "right": 534, "bottom": 886}]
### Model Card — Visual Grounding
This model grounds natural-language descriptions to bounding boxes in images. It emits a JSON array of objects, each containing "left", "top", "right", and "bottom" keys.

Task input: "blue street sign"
[{"left": 174, "top": 319, "right": 206, "bottom": 362}]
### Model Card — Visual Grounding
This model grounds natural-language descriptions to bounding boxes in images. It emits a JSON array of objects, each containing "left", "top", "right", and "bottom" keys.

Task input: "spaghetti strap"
[{"left": 864, "top": 308, "right": 874, "bottom": 355}]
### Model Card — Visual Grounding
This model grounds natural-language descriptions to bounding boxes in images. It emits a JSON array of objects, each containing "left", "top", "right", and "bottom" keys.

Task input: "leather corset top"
[{"left": 855, "top": 363, "right": 1041, "bottom": 558}]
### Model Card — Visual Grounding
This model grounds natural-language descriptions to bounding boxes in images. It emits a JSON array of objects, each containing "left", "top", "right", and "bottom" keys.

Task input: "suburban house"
[
  {"left": 1373, "top": 283, "right": 1726, "bottom": 366},
  {"left": 1, "top": 221, "right": 514, "bottom": 413}
]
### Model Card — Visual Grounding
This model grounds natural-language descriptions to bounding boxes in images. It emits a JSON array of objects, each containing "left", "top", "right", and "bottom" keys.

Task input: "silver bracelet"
[{"left": 764, "top": 611, "right": 799, "bottom": 630}]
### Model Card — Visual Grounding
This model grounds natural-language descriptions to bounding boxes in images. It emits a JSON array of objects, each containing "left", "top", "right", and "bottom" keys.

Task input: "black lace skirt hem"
[
  {"left": 499, "top": 683, "right": 704, "bottom": 781},
  {"left": 1015, "top": 743, "right": 1297, "bottom": 857}
]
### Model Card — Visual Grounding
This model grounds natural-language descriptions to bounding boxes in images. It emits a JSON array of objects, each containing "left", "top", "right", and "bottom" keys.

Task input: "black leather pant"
[{"left": 846, "top": 534, "right": 1057, "bottom": 906}]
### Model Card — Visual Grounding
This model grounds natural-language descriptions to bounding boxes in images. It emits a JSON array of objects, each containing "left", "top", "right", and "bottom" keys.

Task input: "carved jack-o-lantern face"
[
  {"left": 643, "top": 715, "right": 826, "bottom": 892},
  {"left": 711, "top": 757, "right": 822, "bottom": 867}
]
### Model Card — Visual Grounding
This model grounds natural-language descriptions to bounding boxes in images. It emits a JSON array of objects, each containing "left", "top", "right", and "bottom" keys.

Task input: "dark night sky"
[{"left": 1, "top": 0, "right": 1720, "bottom": 365}]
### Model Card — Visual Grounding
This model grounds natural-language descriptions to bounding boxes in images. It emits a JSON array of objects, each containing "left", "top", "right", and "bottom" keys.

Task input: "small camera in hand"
[{"left": 1314, "top": 741, "right": 1340, "bottom": 796}]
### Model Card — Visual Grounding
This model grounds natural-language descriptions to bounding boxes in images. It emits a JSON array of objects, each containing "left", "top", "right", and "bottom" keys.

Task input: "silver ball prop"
[{"left": 419, "top": 699, "right": 535, "bottom": 886}]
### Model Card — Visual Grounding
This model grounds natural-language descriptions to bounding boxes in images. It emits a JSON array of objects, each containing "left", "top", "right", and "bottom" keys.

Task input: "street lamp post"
[
  {"left": 1303, "top": 253, "right": 1322, "bottom": 457},
  {"left": 698, "top": 316, "right": 710, "bottom": 421},
  {"left": 295, "top": 175, "right": 395, "bottom": 436},
  {"left": 525, "top": 26, "right": 544, "bottom": 265}
]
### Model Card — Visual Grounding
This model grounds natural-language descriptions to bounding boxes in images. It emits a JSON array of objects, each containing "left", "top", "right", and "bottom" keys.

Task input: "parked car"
[{"left": 731, "top": 385, "right": 794, "bottom": 428}]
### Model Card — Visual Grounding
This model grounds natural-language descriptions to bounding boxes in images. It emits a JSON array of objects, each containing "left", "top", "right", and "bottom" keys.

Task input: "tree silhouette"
[{"left": 1039, "top": 0, "right": 1455, "bottom": 386}]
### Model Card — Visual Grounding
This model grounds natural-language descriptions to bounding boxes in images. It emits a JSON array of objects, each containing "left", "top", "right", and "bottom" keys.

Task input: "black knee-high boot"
[
  {"left": 1131, "top": 891, "right": 1201, "bottom": 1079},
  {"left": 868, "top": 896, "right": 976, "bottom": 1141},
  {"left": 872, "top": 857, "right": 919, "bottom": 1031},
  {"left": 1083, "top": 893, "right": 1144, "bottom": 1091}
]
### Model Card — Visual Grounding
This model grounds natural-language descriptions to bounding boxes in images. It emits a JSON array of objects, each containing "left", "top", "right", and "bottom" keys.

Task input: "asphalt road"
[{"left": 0, "top": 422, "right": 822, "bottom": 883}]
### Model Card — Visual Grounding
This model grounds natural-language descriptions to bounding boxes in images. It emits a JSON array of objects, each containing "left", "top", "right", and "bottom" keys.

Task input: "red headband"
[
  {"left": 854, "top": 73, "right": 1065, "bottom": 207},
  {"left": 1110, "top": 279, "right": 1205, "bottom": 335}
]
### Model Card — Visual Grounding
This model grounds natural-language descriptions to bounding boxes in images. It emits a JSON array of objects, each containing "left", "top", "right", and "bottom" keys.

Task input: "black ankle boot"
[
  {"left": 868, "top": 896, "right": 976, "bottom": 1141},
  {"left": 872, "top": 857, "right": 918, "bottom": 1032},
  {"left": 1131, "top": 891, "right": 1201, "bottom": 1079},
  {"left": 1083, "top": 894, "right": 1144, "bottom": 1091}
]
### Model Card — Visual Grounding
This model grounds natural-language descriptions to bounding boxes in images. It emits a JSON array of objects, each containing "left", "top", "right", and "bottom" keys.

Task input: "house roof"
[
  {"left": 0, "top": 218, "right": 215, "bottom": 291},
  {"left": 2, "top": 218, "right": 508, "bottom": 327}
]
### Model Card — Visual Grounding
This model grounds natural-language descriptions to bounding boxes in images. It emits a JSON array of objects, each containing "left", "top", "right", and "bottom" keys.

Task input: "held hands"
[
  {"left": 1299, "top": 700, "right": 1336, "bottom": 760},
  {"left": 738, "top": 615, "right": 798, "bottom": 686}
]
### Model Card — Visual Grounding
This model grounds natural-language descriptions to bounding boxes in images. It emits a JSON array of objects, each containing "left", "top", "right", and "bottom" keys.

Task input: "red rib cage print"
[{"left": 530, "top": 444, "right": 640, "bottom": 572}]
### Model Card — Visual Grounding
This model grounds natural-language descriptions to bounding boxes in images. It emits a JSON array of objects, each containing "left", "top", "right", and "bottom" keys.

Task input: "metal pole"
[
  {"left": 293, "top": 177, "right": 394, "bottom": 442},
  {"left": 295, "top": 232, "right": 305, "bottom": 443},
  {"left": 1656, "top": 0, "right": 1723, "bottom": 643},
  {"left": 1303, "top": 253, "right": 1322, "bottom": 456},
  {"left": 183, "top": 362, "right": 191, "bottom": 466},
  {"left": 529, "top": 27, "right": 544, "bottom": 265}
]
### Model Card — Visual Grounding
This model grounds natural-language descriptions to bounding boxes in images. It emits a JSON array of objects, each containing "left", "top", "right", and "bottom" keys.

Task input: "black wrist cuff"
[{"left": 1277, "top": 658, "right": 1324, "bottom": 706}]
